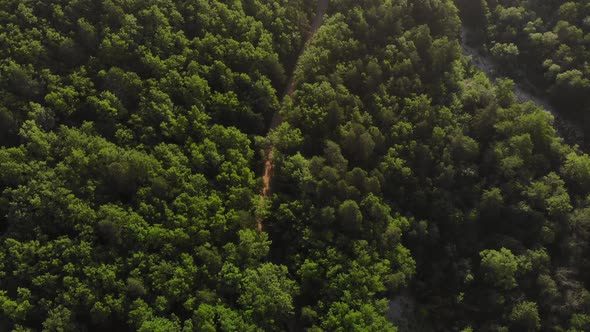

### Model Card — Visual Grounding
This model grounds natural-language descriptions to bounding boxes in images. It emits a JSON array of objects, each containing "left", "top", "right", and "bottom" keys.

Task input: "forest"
[
  {"left": 0, "top": 0, "right": 590, "bottom": 331},
  {"left": 456, "top": 0, "right": 590, "bottom": 135}
]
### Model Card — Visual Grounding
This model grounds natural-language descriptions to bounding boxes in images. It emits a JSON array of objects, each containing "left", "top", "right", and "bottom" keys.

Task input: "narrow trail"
[
  {"left": 459, "top": 28, "right": 585, "bottom": 146},
  {"left": 257, "top": 0, "right": 329, "bottom": 232}
]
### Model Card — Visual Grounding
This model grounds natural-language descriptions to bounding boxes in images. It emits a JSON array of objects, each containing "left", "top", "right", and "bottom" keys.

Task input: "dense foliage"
[
  {"left": 1, "top": 0, "right": 590, "bottom": 331},
  {"left": 456, "top": 0, "right": 590, "bottom": 129}
]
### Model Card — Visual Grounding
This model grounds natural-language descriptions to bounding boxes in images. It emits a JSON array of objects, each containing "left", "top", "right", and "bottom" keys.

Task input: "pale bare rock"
[{"left": 460, "top": 27, "right": 584, "bottom": 146}]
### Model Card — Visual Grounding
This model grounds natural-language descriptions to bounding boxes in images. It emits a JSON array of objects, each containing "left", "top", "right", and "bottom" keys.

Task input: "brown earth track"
[{"left": 257, "top": 0, "right": 329, "bottom": 232}]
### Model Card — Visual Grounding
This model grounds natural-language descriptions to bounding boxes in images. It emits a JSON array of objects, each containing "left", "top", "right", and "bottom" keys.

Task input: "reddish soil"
[{"left": 257, "top": 0, "right": 328, "bottom": 232}]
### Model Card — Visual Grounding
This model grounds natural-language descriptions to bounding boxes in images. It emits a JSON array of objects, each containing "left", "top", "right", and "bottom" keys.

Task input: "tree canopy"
[{"left": 1, "top": 0, "right": 590, "bottom": 331}]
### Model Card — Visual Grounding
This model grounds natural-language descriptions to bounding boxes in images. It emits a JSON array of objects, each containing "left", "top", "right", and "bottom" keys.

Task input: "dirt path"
[
  {"left": 257, "top": 0, "right": 329, "bottom": 232},
  {"left": 460, "top": 28, "right": 584, "bottom": 146}
]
